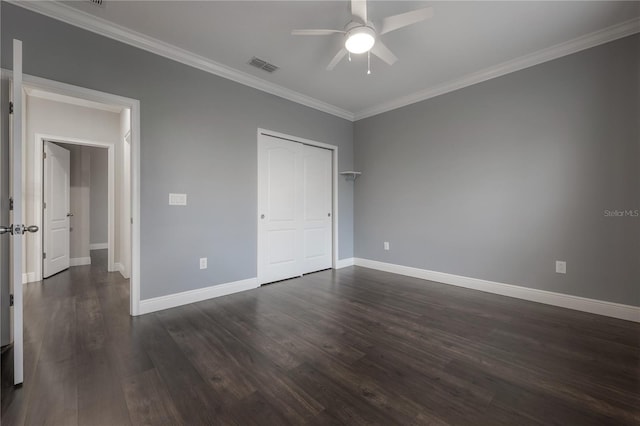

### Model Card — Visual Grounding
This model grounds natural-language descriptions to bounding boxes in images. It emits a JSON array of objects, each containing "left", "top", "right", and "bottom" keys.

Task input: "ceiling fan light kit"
[
  {"left": 292, "top": 0, "right": 433, "bottom": 73},
  {"left": 345, "top": 26, "right": 376, "bottom": 54}
]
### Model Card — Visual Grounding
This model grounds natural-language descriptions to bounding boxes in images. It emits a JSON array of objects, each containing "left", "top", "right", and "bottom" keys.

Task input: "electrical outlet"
[
  {"left": 555, "top": 261, "right": 566, "bottom": 274},
  {"left": 384, "top": 242, "right": 390, "bottom": 251},
  {"left": 199, "top": 257, "right": 207, "bottom": 270}
]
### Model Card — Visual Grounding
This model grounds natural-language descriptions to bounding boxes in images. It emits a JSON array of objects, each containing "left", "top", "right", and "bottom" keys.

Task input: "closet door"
[
  {"left": 257, "top": 135, "right": 303, "bottom": 284},
  {"left": 302, "top": 145, "right": 332, "bottom": 274}
]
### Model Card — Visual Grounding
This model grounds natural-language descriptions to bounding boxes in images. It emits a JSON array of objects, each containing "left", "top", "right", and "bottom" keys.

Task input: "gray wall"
[
  {"left": 89, "top": 147, "right": 108, "bottom": 245},
  {"left": 66, "top": 144, "right": 91, "bottom": 260},
  {"left": 1, "top": 3, "right": 354, "bottom": 301},
  {"left": 354, "top": 34, "right": 640, "bottom": 306}
]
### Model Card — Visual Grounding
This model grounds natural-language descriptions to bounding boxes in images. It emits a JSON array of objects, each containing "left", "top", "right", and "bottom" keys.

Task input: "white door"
[
  {"left": 8, "top": 39, "right": 38, "bottom": 385},
  {"left": 43, "top": 142, "right": 71, "bottom": 278},
  {"left": 257, "top": 134, "right": 333, "bottom": 285},
  {"left": 258, "top": 135, "right": 303, "bottom": 284},
  {"left": 302, "top": 145, "right": 332, "bottom": 273}
]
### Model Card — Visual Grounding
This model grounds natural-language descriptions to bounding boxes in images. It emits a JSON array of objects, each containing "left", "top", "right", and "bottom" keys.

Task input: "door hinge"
[
  {"left": 44, "top": 202, "right": 47, "bottom": 209},
  {"left": 9, "top": 294, "right": 14, "bottom": 307},
  {"left": 43, "top": 152, "right": 47, "bottom": 159},
  {"left": 9, "top": 197, "right": 13, "bottom": 211},
  {"left": 43, "top": 252, "right": 47, "bottom": 260},
  {"left": 9, "top": 101, "right": 13, "bottom": 115}
]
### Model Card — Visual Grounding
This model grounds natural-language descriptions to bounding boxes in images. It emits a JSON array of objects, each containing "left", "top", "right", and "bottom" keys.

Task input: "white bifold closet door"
[{"left": 258, "top": 134, "right": 332, "bottom": 285}]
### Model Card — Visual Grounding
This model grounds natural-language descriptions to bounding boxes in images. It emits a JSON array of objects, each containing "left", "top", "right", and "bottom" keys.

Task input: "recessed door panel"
[{"left": 267, "top": 149, "right": 296, "bottom": 222}]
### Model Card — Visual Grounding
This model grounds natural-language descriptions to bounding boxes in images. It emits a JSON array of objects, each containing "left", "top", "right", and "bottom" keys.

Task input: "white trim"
[
  {"left": 90, "top": 242, "right": 108, "bottom": 250},
  {"left": 22, "top": 272, "right": 36, "bottom": 284},
  {"left": 355, "top": 17, "right": 640, "bottom": 120},
  {"left": 335, "top": 257, "right": 354, "bottom": 269},
  {"left": 70, "top": 257, "right": 92, "bottom": 267},
  {"left": 353, "top": 258, "right": 640, "bottom": 323},
  {"left": 114, "top": 262, "right": 125, "bottom": 277},
  {"left": 8, "top": 0, "right": 353, "bottom": 121},
  {"left": 25, "top": 87, "right": 123, "bottom": 113},
  {"left": 35, "top": 134, "right": 116, "bottom": 276},
  {"left": 139, "top": 278, "right": 259, "bottom": 315},
  {"left": 257, "top": 128, "right": 340, "bottom": 283},
  {"left": 8, "top": 1, "right": 639, "bottom": 122},
  {"left": 5, "top": 71, "right": 142, "bottom": 316}
]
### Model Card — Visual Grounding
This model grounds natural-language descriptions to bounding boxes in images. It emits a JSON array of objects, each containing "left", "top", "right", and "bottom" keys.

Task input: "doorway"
[
  {"left": 257, "top": 129, "right": 339, "bottom": 285},
  {"left": 41, "top": 140, "right": 112, "bottom": 278},
  {"left": 18, "top": 74, "right": 141, "bottom": 316}
]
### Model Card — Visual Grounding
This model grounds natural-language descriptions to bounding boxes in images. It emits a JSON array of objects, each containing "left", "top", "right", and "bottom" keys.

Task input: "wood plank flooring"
[{"left": 2, "top": 249, "right": 639, "bottom": 425}]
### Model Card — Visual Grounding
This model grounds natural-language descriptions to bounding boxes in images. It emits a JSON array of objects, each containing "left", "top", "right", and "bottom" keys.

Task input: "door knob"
[
  {"left": 0, "top": 226, "right": 12, "bottom": 235},
  {"left": 67, "top": 213, "right": 74, "bottom": 217},
  {"left": 24, "top": 225, "right": 39, "bottom": 233}
]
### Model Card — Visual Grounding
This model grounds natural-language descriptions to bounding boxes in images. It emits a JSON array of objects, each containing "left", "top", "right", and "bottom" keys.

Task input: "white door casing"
[
  {"left": 43, "top": 142, "right": 71, "bottom": 278},
  {"left": 13, "top": 72, "right": 140, "bottom": 316},
  {"left": 257, "top": 131, "right": 335, "bottom": 285},
  {"left": 302, "top": 145, "right": 332, "bottom": 274},
  {"left": 258, "top": 135, "right": 304, "bottom": 284}
]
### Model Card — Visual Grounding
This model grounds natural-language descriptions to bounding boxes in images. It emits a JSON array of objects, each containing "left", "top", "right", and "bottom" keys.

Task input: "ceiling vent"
[
  {"left": 248, "top": 57, "right": 279, "bottom": 73},
  {"left": 88, "top": 0, "right": 105, "bottom": 7}
]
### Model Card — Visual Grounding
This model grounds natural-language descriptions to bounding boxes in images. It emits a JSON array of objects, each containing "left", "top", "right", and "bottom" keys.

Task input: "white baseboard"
[
  {"left": 139, "top": 278, "right": 259, "bottom": 315},
  {"left": 354, "top": 258, "right": 640, "bottom": 323},
  {"left": 89, "top": 243, "right": 108, "bottom": 250},
  {"left": 335, "top": 257, "right": 355, "bottom": 269},
  {"left": 114, "top": 262, "right": 130, "bottom": 279},
  {"left": 70, "top": 257, "right": 92, "bottom": 267},
  {"left": 22, "top": 272, "right": 37, "bottom": 284}
]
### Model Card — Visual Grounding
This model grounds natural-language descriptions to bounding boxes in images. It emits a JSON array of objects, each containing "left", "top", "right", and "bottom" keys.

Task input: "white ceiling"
[{"left": 58, "top": 1, "right": 640, "bottom": 118}]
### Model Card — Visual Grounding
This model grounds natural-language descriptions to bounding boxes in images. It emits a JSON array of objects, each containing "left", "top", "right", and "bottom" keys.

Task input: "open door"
[
  {"left": 8, "top": 39, "right": 39, "bottom": 385},
  {"left": 43, "top": 142, "right": 71, "bottom": 278}
]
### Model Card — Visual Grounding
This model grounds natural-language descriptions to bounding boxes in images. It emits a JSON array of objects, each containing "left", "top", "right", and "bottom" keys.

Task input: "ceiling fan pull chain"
[
  {"left": 367, "top": 51, "right": 371, "bottom": 75},
  {"left": 348, "top": 52, "right": 352, "bottom": 62}
]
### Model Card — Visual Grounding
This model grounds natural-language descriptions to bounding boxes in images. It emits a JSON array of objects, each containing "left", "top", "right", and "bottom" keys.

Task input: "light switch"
[{"left": 169, "top": 193, "right": 187, "bottom": 206}]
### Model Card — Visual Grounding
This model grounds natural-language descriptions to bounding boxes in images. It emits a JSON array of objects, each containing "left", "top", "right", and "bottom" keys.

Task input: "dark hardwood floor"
[{"left": 2, "top": 250, "right": 639, "bottom": 425}]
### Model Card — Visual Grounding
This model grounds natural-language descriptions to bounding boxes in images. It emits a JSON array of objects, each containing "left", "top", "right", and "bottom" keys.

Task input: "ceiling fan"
[{"left": 292, "top": 0, "right": 434, "bottom": 73}]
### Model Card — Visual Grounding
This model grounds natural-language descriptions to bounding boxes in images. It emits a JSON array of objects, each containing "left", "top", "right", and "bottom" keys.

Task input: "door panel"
[
  {"left": 43, "top": 142, "right": 71, "bottom": 278},
  {"left": 302, "top": 145, "right": 332, "bottom": 273},
  {"left": 10, "top": 39, "right": 25, "bottom": 385},
  {"left": 258, "top": 135, "right": 303, "bottom": 284}
]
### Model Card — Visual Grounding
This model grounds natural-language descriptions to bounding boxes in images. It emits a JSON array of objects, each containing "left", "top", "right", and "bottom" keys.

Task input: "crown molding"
[
  {"left": 354, "top": 16, "right": 640, "bottom": 120},
  {"left": 9, "top": 1, "right": 639, "bottom": 123},
  {"left": 8, "top": 0, "right": 355, "bottom": 121}
]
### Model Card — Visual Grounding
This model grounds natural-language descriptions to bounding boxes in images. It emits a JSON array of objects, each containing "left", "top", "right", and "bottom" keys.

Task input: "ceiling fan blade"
[
  {"left": 371, "top": 41, "right": 397, "bottom": 65},
  {"left": 327, "top": 48, "right": 347, "bottom": 70},
  {"left": 379, "top": 7, "right": 434, "bottom": 35},
  {"left": 351, "top": 0, "right": 368, "bottom": 24},
  {"left": 291, "top": 29, "right": 345, "bottom": 36}
]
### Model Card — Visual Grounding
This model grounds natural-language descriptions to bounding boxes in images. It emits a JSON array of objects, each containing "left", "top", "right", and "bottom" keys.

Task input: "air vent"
[
  {"left": 249, "top": 57, "right": 279, "bottom": 73},
  {"left": 89, "top": 0, "right": 105, "bottom": 7}
]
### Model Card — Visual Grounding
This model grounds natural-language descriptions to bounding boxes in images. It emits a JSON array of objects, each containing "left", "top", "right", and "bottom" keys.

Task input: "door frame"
[
  {"left": 4, "top": 69, "right": 142, "bottom": 316},
  {"left": 39, "top": 136, "right": 115, "bottom": 277},
  {"left": 256, "top": 128, "right": 339, "bottom": 281}
]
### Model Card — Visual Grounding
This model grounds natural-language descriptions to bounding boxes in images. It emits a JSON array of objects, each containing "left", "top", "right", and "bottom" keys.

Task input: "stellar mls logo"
[{"left": 604, "top": 209, "right": 639, "bottom": 217}]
